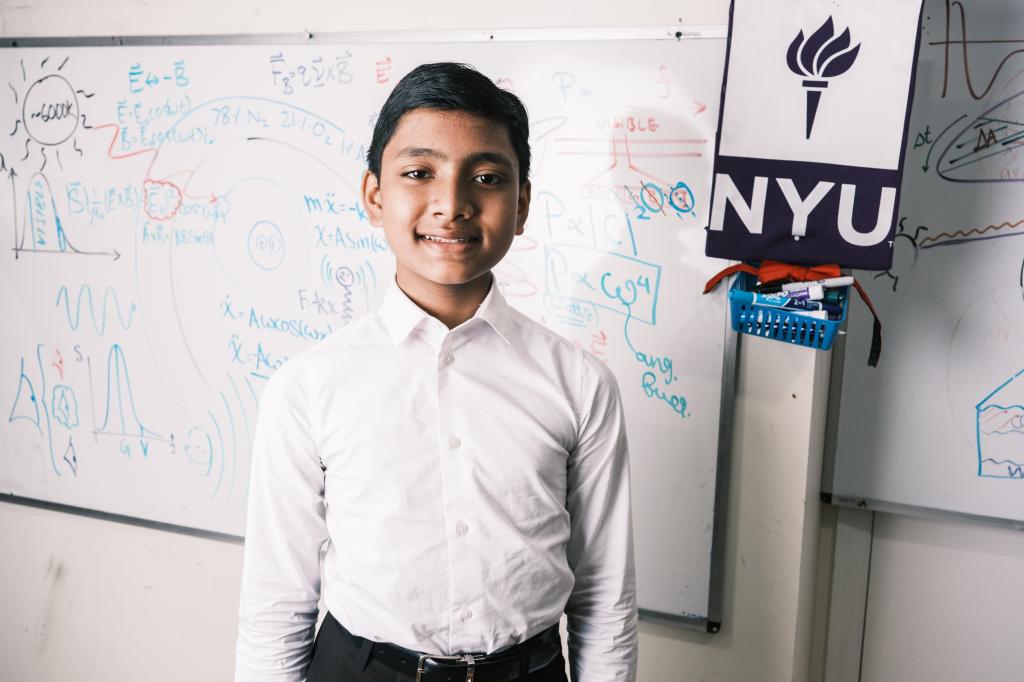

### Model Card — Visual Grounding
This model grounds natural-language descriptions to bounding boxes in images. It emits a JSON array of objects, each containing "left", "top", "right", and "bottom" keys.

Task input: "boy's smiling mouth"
[{"left": 417, "top": 233, "right": 480, "bottom": 244}]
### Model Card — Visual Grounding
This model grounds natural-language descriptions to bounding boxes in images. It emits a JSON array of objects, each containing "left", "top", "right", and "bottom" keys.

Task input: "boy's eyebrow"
[
  {"left": 464, "top": 151, "right": 515, "bottom": 169},
  {"left": 396, "top": 146, "right": 447, "bottom": 160},
  {"left": 394, "top": 147, "right": 515, "bottom": 169}
]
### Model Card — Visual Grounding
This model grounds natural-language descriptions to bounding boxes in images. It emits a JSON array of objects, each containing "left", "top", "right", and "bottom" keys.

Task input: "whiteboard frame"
[
  {"left": 0, "top": 493, "right": 244, "bottom": 543},
  {"left": 640, "top": 312, "right": 737, "bottom": 634},
  {"left": 822, "top": 320, "right": 1024, "bottom": 532},
  {"left": 0, "top": 26, "right": 737, "bottom": 632},
  {"left": 0, "top": 25, "right": 727, "bottom": 48}
]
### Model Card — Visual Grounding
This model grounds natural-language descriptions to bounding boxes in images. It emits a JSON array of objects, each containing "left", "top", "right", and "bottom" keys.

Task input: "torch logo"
[{"left": 786, "top": 16, "right": 861, "bottom": 139}]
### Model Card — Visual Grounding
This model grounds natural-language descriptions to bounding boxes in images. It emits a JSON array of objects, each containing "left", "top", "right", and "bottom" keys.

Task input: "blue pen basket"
[{"left": 727, "top": 273, "right": 848, "bottom": 350}]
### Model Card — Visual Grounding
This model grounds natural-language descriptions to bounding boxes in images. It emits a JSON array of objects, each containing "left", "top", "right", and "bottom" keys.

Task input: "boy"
[{"left": 236, "top": 62, "right": 637, "bottom": 682}]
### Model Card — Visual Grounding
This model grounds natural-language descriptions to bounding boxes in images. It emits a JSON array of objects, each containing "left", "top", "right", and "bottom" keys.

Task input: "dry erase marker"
[
  {"left": 729, "top": 290, "right": 840, "bottom": 315},
  {"left": 758, "top": 283, "right": 829, "bottom": 301},
  {"left": 784, "top": 284, "right": 824, "bottom": 301},
  {"left": 819, "top": 288, "right": 845, "bottom": 305},
  {"left": 793, "top": 287, "right": 845, "bottom": 304},
  {"left": 756, "top": 284, "right": 844, "bottom": 304},
  {"left": 780, "top": 276, "right": 853, "bottom": 292}
]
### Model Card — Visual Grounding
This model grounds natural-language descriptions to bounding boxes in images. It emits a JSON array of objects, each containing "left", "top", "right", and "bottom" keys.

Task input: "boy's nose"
[{"left": 431, "top": 177, "right": 473, "bottom": 222}]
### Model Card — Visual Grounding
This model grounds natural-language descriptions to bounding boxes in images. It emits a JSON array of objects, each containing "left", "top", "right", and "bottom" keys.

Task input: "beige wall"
[
  {"left": 859, "top": 513, "right": 1024, "bottom": 682},
  {"left": 0, "top": 2, "right": 836, "bottom": 681}
]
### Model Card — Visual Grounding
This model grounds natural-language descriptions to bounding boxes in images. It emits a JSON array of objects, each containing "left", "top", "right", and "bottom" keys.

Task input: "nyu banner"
[{"left": 705, "top": 0, "right": 924, "bottom": 270}]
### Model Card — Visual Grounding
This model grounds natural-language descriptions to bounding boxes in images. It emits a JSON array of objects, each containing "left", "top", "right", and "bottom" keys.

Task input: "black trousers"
[{"left": 306, "top": 613, "right": 569, "bottom": 682}]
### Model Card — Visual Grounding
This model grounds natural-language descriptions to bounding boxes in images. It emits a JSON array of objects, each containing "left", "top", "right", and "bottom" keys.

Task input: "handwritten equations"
[
  {"left": 830, "top": 0, "right": 1024, "bottom": 524},
  {"left": 0, "top": 36, "right": 731, "bottom": 623}
]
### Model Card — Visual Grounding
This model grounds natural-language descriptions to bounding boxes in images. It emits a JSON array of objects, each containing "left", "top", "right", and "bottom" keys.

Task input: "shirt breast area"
[{"left": 294, "top": 313, "right": 583, "bottom": 534}]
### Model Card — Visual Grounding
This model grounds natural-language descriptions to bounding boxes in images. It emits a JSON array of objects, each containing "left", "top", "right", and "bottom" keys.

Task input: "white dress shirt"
[{"left": 235, "top": 281, "right": 637, "bottom": 682}]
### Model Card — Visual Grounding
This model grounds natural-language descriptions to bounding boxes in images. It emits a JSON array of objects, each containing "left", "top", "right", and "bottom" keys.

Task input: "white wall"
[
  {"left": 0, "top": 502, "right": 242, "bottom": 680},
  {"left": 858, "top": 513, "right": 1024, "bottom": 682},
  {"left": 0, "top": 2, "right": 837, "bottom": 681}
]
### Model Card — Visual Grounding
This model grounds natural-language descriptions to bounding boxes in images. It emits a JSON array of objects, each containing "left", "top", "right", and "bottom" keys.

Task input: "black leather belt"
[{"left": 325, "top": 613, "right": 562, "bottom": 682}]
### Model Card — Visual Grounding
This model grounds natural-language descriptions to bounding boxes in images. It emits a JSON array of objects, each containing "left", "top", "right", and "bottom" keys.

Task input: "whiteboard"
[
  {"left": 824, "top": 0, "right": 1024, "bottom": 527},
  {"left": 0, "top": 32, "right": 735, "bottom": 628}
]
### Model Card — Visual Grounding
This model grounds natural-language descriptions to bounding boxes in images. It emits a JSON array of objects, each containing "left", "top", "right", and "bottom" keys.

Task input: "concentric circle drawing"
[
  {"left": 247, "top": 220, "right": 286, "bottom": 271},
  {"left": 207, "top": 174, "right": 308, "bottom": 297}
]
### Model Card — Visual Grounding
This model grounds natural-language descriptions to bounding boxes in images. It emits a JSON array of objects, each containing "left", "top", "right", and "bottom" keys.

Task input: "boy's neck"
[{"left": 396, "top": 274, "right": 494, "bottom": 330}]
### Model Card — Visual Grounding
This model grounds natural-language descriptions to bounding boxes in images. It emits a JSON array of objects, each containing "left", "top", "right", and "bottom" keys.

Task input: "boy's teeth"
[{"left": 422, "top": 235, "right": 471, "bottom": 243}]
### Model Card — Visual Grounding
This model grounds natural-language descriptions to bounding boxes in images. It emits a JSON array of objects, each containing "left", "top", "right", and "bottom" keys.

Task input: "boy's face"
[{"left": 362, "top": 108, "right": 531, "bottom": 305}]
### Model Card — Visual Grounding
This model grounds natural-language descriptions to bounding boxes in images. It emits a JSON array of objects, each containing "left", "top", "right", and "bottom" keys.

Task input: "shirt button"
[
  {"left": 448, "top": 436, "right": 461, "bottom": 450},
  {"left": 456, "top": 521, "right": 469, "bottom": 537},
  {"left": 443, "top": 353, "right": 455, "bottom": 366},
  {"left": 460, "top": 608, "right": 473, "bottom": 622}
]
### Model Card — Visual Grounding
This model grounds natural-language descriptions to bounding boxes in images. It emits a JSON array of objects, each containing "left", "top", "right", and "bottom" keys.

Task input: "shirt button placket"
[{"left": 439, "top": 338, "right": 479, "bottom": 643}]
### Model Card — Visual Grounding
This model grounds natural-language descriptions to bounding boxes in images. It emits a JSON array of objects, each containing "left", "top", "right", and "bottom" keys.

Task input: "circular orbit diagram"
[
  {"left": 137, "top": 98, "right": 364, "bottom": 390},
  {"left": 132, "top": 98, "right": 366, "bottom": 513}
]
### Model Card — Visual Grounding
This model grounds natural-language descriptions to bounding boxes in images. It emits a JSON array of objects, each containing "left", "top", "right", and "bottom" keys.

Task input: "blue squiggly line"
[
  {"left": 981, "top": 457, "right": 1024, "bottom": 466},
  {"left": 55, "top": 284, "right": 136, "bottom": 335},
  {"left": 339, "top": 284, "right": 353, "bottom": 324},
  {"left": 621, "top": 303, "right": 638, "bottom": 355}
]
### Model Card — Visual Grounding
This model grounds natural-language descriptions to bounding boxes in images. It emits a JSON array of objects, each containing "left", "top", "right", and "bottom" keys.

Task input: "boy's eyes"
[
  {"left": 473, "top": 173, "right": 503, "bottom": 186},
  {"left": 399, "top": 169, "right": 505, "bottom": 185}
]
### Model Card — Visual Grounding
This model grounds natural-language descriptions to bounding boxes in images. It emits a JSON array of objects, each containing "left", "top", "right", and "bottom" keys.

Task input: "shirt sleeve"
[
  {"left": 236, "top": 362, "right": 328, "bottom": 682},
  {"left": 564, "top": 353, "right": 638, "bottom": 682}
]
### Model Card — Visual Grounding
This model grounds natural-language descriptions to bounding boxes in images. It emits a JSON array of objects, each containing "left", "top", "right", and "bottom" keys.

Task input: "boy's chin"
[{"left": 400, "top": 268, "right": 494, "bottom": 290}]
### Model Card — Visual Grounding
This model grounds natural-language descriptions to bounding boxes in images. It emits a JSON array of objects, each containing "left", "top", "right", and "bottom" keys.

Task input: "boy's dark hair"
[{"left": 366, "top": 62, "right": 531, "bottom": 186}]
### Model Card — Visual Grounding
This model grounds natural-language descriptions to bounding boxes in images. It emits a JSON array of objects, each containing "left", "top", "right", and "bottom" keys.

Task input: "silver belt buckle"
[{"left": 416, "top": 653, "right": 476, "bottom": 682}]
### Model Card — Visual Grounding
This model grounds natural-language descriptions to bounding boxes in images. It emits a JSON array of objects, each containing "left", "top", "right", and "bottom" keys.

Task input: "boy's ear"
[
  {"left": 515, "top": 180, "right": 531, "bottom": 236},
  {"left": 362, "top": 170, "right": 384, "bottom": 227}
]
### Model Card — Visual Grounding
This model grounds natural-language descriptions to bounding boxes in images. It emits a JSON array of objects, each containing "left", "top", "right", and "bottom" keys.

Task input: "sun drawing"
[{"left": 7, "top": 54, "right": 93, "bottom": 173}]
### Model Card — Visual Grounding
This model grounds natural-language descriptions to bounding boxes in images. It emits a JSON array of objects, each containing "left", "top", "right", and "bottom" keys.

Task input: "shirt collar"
[
  {"left": 474, "top": 281, "right": 515, "bottom": 345},
  {"left": 379, "top": 279, "right": 515, "bottom": 347}
]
